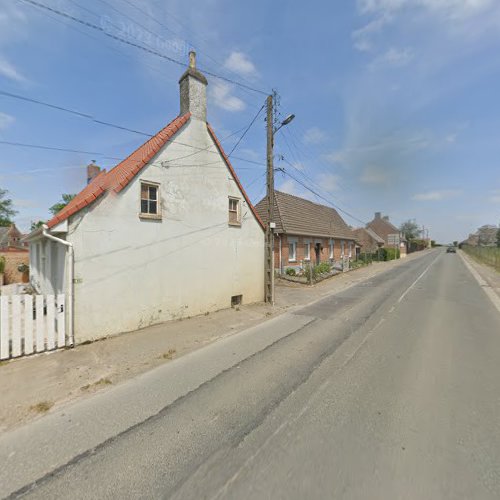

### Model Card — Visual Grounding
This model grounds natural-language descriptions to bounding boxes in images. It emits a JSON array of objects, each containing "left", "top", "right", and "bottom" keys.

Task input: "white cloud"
[
  {"left": 357, "top": 0, "right": 494, "bottom": 18},
  {"left": 224, "top": 51, "right": 258, "bottom": 78},
  {"left": 412, "top": 189, "right": 462, "bottom": 201},
  {"left": 445, "top": 133, "right": 457, "bottom": 143},
  {"left": 322, "top": 151, "right": 348, "bottom": 166},
  {"left": 369, "top": 47, "right": 414, "bottom": 69},
  {"left": 278, "top": 178, "right": 299, "bottom": 196},
  {"left": 316, "top": 173, "right": 340, "bottom": 192},
  {"left": 352, "top": 13, "right": 392, "bottom": 52},
  {"left": 0, "top": 56, "right": 26, "bottom": 82},
  {"left": 303, "top": 127, "right": 328, "bottom": 145},
  {"left": 360, "top": 165, "right": 391, "bottom": 184},
  {"left": 210, "top": 82, "right": 246, "bottom": 112},
  {"left": 0, "top": 112, "right": 14, "bottom": 130}
]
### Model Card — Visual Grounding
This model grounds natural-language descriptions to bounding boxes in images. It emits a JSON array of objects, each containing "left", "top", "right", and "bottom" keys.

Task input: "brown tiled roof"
[
  {"left": 353, "top": 227, "right": 385, "bottom": 244},
  {"left": 47, "top": 113, "right": 190, "bottom": 228},
  {"left": 255, "top": 191, "right": 355, "bottom": 240},
  {"left": 366, "top": 216, "right": 405, "bottom": 243}
]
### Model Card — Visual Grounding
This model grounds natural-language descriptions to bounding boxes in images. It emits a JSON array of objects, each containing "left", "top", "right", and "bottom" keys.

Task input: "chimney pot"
[
  {"left": 189, "top": 50, "right": 196, "bottom": 69},
  {"left": 383, "top": 215, "right": 389, "bottom": 221},
  {"left": 375, "top": 212, "right": 381, "bottom": 220}
]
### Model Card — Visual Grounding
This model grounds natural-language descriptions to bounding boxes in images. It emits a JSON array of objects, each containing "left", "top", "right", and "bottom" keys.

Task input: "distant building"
[
  {"left": 366, "top": 212, "right": 407, "bottom": 257},
  {"left": 352, "top": 227, "right": 385, "bottom": 255}
]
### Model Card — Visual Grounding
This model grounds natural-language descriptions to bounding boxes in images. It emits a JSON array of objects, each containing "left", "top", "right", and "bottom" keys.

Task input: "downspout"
[
  {"left": 276, "top": 233, "right": 282, "bottom": 275},
  {"left": 42, "top": 224, "right": 74, "bottom": 347}
]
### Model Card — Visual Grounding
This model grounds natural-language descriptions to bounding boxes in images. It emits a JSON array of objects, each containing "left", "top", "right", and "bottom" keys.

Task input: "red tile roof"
[
  {"left": 47, "top": 113, "right": 190, "bottom": 228},
  {"left": 207, "top": 123, "right": 265, "bottom": 230},
  {"left": 47, "top": 113, "right": 264, "bottom": 232}
]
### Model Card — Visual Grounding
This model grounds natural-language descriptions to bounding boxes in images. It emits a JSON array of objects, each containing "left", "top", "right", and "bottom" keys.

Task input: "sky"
[{"left": 1, "top": 0, "right": 500, "bottom": 243}]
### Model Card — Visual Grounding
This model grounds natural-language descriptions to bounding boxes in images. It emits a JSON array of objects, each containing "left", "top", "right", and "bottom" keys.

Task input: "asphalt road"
[{"left": 6, "top": 249, "right": 500, "bottom": 499}]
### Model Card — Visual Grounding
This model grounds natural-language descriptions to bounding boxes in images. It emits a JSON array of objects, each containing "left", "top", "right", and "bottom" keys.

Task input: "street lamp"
[
  {"left": 265, "top": 96, "right": 295, "bottom": 305},
  {"left": 274, "top": 114, "right": 296, "bottom": 134}
]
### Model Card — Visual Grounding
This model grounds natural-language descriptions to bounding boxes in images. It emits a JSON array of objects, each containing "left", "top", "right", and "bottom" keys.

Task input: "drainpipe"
[
  {"left": 42, "top": 224, "right": 74, "bottom": 347},
  {"left": 276, "top": 233, "right": 282, "bottom": 275}
]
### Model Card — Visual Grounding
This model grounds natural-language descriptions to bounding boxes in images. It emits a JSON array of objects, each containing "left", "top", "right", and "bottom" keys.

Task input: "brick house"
[
  {"left": 0, "top": 224, "right": 27, "bottom": 250},
  {"left": 255, "top": 191, "right": 357, "bottom": 273},
  {"left": 366, "top": 212, "right": 407, "bottom": 257},
  {"left": 0, "top": 224, "right": 29, "bottom": 285},
  {"left": 352, "top": 227, "right": 385, "bottom": 254}
]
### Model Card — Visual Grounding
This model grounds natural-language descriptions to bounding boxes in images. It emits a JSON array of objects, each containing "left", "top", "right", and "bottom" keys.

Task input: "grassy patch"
[
  {"left": 30, "top": 401, "right": 54, "bottom": 413},
  {"left": 159, "top": 348, "right": 176, "bottom": 361}
]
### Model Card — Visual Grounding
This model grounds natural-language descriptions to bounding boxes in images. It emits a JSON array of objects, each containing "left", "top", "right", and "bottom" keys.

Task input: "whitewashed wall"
[{"left": 65, "top": 118, "right": 264, "bottom": 342}]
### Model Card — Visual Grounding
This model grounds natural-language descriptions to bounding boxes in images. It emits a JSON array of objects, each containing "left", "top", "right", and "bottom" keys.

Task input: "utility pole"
[{"left": 265, "top": 94, "right": 275, "bottom": 304}]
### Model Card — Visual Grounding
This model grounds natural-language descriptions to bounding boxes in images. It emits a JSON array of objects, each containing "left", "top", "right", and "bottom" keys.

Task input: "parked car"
[{"left": 446, "top": 246, "right": 456, "bottom": 253}]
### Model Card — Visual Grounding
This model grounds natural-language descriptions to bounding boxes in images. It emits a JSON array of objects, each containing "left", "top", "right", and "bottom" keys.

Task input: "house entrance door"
[{"left": 315, "top": 243, "right": 321, "bottom": 265}]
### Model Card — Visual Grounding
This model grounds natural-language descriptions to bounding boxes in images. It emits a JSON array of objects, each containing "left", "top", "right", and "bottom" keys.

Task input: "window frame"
[
  {"left": 341, "top": 240, "right": 345, "bottom": 257},
  {"left": 288, "top": 241, "right": 297, "bottom": 262},
  {"left": 304, "top": 242, "right": 311, "bottom": 261},
  {"left": 329, "top": 239, "right": 334, "bottom": 259},
  {"left": 139, "top": 181, "right": 161, "bottom": 220},
  {"left": 228, "top": 196, "right": 241, "bottom": 226}
]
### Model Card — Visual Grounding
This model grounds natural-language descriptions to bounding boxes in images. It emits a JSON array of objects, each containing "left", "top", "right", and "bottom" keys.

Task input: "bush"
[
  {"left": 0, "top": 256, "right": 5, "bottom": 274},
  {"left": 315, "top": 262, "right": 331, "bottom": 274},
  {"left": 285, "top": 267, "right": 296, "bottom": 276},
  {"left": 385, "top": 248, "right": 400, "bottom": 260}
]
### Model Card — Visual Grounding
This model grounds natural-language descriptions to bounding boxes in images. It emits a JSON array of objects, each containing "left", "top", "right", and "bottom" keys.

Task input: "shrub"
[
  {"left": 285, "top": 267, "right": 296, "bottom": 276},
  {"left": 315, "top": 262, "right": 331, "bottom": 274},
  {"left": 0, "top": 256, "right": 5, "bottom": 274}
]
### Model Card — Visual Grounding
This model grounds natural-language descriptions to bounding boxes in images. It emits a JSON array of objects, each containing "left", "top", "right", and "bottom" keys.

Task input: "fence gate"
[{"left": 0, "top": 294, "right": 66, "bottom": 360}]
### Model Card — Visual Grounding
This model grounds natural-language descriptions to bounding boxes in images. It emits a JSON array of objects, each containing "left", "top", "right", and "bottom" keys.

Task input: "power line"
[
  {"left": 18, "top": 0, "right": 268, "bottom": 95},
  {"left": 0, "top": 140, "right": 123, "bottom": 161},
  {"left": 279, "top": 168, "right": 368, "bottom": 226},
  {"left": 0, "top": 89, "right": 267, "bottom": 166},
  {"left": 227, "top": 104, "right": 265, "bottom": 157}
]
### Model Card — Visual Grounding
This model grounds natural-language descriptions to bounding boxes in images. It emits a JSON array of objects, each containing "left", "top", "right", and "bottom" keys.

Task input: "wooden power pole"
[{"left": 265, "top": 94, "right": 274, "bottom": 304}]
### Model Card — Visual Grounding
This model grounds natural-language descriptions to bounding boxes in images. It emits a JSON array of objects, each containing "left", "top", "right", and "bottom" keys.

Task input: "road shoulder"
[{"left": 458, "top": 250, "right": 500, "bottom": 313}]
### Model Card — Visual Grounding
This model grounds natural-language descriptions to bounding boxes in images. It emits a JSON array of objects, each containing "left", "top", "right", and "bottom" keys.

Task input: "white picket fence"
[{"left": 0, "top": 294, "right": 66, "bottom": 360}]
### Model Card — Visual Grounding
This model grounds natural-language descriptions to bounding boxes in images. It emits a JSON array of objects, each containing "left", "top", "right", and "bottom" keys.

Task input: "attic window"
[
  {"left": 228, "top": 197, "right": 241, "bottom": 226},
  {"left": 140, "top": 182, "right": 161, "bottom": 219}
]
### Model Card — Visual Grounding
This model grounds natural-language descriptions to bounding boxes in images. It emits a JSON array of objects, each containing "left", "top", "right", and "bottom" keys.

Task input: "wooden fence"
[{"left": 0, "top": 294, "right": 66, "bottom": 360}]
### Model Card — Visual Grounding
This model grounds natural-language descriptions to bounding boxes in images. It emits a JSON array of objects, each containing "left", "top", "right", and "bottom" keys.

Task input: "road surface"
[{"left": 3, "top": 249, "right": 500, "bottom": 499}]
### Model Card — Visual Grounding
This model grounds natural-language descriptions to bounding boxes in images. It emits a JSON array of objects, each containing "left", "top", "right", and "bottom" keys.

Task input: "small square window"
[
  {"left": 140, "top": 182, "right": 160, "bottom": 218},
  {"left": 229, "top": 197, "right": 241, "bottom": 225}
]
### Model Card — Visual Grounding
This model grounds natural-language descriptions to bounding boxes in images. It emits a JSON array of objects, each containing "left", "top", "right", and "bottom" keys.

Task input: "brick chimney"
[
  {"left": 179, "top": 51, "right": 208, "bottom": 121},
  {"left": 374, "top": 212, "right": 381, "bottom": 220},
  {"left": 87, "top": 161, "right": 101, "bottom": 185}
]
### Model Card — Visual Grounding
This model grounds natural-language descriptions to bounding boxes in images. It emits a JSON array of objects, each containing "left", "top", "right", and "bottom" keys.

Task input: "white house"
[{"left": 26, "top": 52, "right": 265, "bottom": 343}]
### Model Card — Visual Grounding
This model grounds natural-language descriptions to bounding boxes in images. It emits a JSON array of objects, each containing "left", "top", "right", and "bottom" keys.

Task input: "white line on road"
[
  {"left": 397, "top": 253, "right": 441, "bottom": 304},
  {"left": 459, "top": 251, "right": 500, "bottom": 314}
]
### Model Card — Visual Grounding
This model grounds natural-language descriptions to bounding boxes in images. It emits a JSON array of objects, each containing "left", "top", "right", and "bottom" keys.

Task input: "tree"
[
  {"left": 453, "top": 241, "right": 458, "bottom": 247},
  {"left": 0, "top": 188, "right": 17, "bottom": 227},
  {"left": 399, "top": 220, "right": 420, "bottom": 241},
  {"left": 49, "top": 194, "right": 76, "bottom": 216},
  {"left": 30, "top": 220, "right": 45, "bottom": 231},
  {"left": 497, "top": 226, "right": 500, "bottom": 248}
]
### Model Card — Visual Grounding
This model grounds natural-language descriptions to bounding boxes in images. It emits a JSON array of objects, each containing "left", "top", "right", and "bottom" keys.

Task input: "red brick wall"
[
  {"left": 0, "top": 249, "right": 29, "bottom": 285},
  {"left": 275, "top": 235, "right": 354, "bottom": 271}
]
